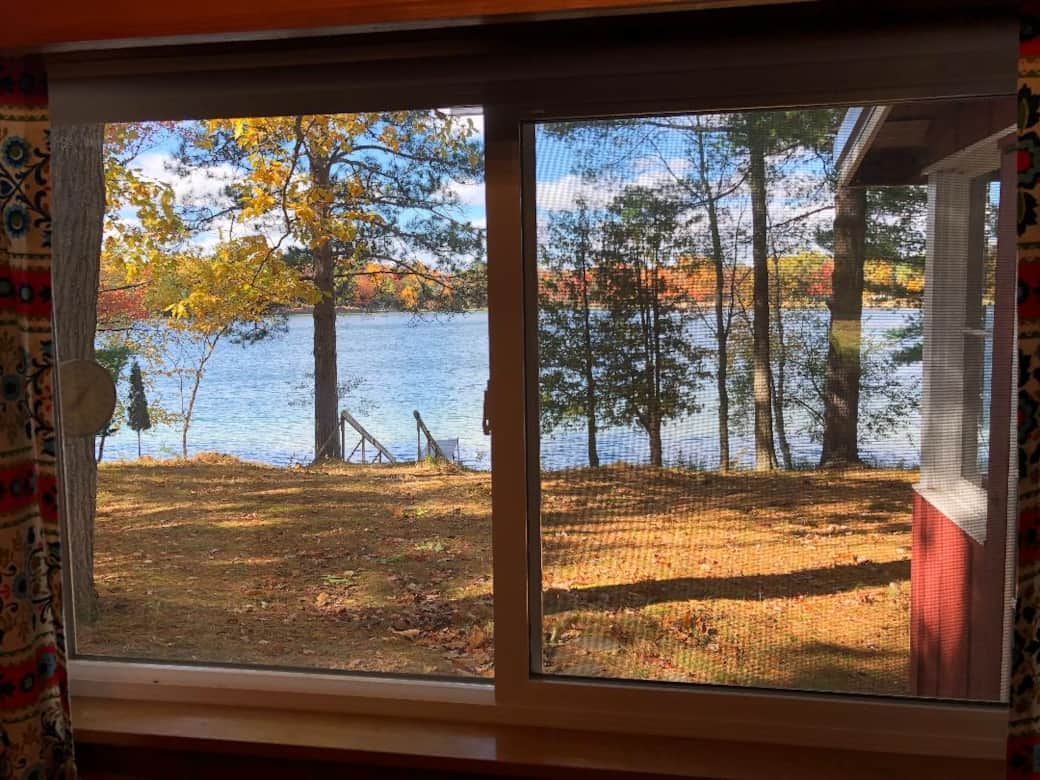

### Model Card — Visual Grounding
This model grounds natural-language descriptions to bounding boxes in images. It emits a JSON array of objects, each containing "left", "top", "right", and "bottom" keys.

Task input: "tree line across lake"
[{"left": 534, "top": 112, "right": 949, "bottom": 472}]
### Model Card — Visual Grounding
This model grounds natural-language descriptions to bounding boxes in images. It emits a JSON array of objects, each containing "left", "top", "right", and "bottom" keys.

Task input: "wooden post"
[{"left": 413, "top": 410, "right": 449, "bottom": 461}]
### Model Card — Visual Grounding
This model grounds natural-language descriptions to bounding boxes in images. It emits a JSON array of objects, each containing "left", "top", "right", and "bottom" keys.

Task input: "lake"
[{"left": 97, "top": 309, "right": 924, "bottom": 471}]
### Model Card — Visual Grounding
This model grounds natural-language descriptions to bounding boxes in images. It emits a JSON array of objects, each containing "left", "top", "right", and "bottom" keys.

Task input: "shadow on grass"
[{"left": 543, "top": 558, "right": 910, "bottom": 614}]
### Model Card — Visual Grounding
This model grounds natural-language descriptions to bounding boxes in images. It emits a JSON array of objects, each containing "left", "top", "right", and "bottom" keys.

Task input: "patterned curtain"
[
  {"left": 0, "top": 58, "right": 76, "bottom": 779},
  {"left": 1014, "top": 4, "right": 1040, "bottom": 777}
]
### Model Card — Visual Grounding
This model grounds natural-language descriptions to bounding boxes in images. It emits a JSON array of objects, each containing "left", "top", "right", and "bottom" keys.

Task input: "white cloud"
[
  {"left": 536, "top": 174, "right": 613, "bottom": 212},
  {"left": 135, "top": 151, "right": 238, "bottom": 207},
  {"left": 444, "top": 180, "right": 486, "bottom": 207}
]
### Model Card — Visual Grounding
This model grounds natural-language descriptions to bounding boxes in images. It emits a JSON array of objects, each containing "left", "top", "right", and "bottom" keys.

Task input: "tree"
[
  {"left": 183, "top": 112, "right": 483, "bottom": 460},
  {"left": 726, "top": 110, "right": 843, "bottom": 469},
  {"left": 151, "top": 237, "right": 315, "bottom": 457},
  {"left": 52, "top": 123, "right": 105, "bottom": 624},
  {"left": 688, "top": 117, "right": 745, "bottom": 471},
  {"left": 760, "top": 249, "right": 920, "bottom": 462},
  {"left": 598, "top": 187, "right": 708, "bottom": 467},
  {"left": 94, "top": 343, "right": 132, "bottom": 463},
  {"left": 127, "top": 360, "right": 152, "bottom": 457},
  {"left": 815, "top": 185, "right": 927, "bottom": 460},
  {"left": 538, "top": 202, "right": 610, "bottom": 467},
  {"left": 739, "top": 114, "right": 778, "bottom": 470},
  {"left": 820, "top": 185, "right": 867, "bottom": 466},
  {"left": 99, "top": 122, "right": 189, "bottom": 462},
  {"left": 547, "top": 109, "right": 840, "bottom": 471}
]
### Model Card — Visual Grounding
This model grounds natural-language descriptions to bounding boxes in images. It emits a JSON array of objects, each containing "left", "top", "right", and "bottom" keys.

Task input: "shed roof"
[{"left": 835, "top": 97, "right": 1014, "bottom": 187}]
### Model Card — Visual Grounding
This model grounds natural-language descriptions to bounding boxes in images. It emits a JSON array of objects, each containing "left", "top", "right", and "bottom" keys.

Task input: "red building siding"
[
  {"left": 910, "top": 139, "right": 1016, "bottom": 702},
  {"left": 911, "top": 492, "right": 1007, "bottom": 701}
]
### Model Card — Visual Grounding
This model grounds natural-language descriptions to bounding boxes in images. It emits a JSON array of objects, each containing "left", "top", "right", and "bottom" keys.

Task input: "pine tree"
[
  {"left": 598, "top": 186, "right": 709, "bottom": 467},
  {"left": 126, "top": 360, "right": 151, "bottom": 458},
  {"left": 181, "top": 113, "right": 483, "bottom": 460},
  {"left": 94, "top": 343, "right": 132, "bottom": 463}
]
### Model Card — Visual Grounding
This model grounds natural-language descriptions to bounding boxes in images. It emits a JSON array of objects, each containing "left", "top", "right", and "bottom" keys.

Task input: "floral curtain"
[
  {"left": 0, "top": 58, "right": 76, "bottom": 779},
  {"left": 1014, "top": 4, "right": 1040, "bottom": 777}
]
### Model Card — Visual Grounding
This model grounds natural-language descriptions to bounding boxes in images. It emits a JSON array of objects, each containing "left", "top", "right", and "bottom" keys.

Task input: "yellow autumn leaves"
[{"left": 102, "top": 111, "right": 479, "bottom": 336}]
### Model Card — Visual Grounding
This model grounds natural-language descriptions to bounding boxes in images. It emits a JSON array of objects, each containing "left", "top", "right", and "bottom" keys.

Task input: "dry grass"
[
  {"left": 541, "top": 466, "right": 912, "bottom": 694},
  {"left": 81, "top": 456, "right": 914, "bottom": 694},
  {"left": 83, "top": 456, "right": 494, "bottom": 676}
]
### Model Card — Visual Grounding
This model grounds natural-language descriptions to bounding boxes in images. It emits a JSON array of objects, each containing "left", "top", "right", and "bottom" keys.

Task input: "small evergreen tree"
[
  {"left": 94, "top": 343, "right": 132, "bottom": 463},
  {"left": 126, "top": 360, "right": 151, "bottom": 458}
]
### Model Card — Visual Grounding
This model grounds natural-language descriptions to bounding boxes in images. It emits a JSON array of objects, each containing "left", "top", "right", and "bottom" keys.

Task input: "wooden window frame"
[{"left": 53, "top": 7, "right": 1017, "bottom": 767}]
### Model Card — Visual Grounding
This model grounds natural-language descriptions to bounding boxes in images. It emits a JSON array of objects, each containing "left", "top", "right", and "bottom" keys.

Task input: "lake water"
[{"left": 98, "top": 309, "right": 923, "bottom": 470}]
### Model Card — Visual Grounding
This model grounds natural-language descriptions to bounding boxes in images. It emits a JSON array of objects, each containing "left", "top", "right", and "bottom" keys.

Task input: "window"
[
  {"left": 66, "top": 111, "right": 493, "bottom": 677},
  {"left": 526, "top": 102, "right": 1014, "bottom": 700},
  {"left": 961, "top": 178, "right": 1001, "bottom": 487},
  {"left": 50, "top": 10, "right": 1018, "bottom": 763}
]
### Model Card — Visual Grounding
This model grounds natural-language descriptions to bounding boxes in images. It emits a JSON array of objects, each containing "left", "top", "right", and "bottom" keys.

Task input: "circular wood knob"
[{"left": 59, "top": 359, "right": 117, "bottom": 438}]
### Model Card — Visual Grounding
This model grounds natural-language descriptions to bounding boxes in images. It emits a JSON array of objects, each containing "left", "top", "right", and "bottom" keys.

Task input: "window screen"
[
  {"left": 529, "top": 100, "right": 1014, "bottom": 700},
  {"left": 60, "top": 110, "right": 494, "bottom": 677}
]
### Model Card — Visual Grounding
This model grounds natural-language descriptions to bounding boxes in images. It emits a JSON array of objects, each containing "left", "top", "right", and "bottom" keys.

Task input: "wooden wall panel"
[
  {"left": 73, "top": 728, "right": 1004, "bottom": 780},
  {"left": 911, "top": 493, "right": 1006, "bottom": 701},
  {"left": 938, "top": 513, "right": 973, "bottom": 699},
  {"left": 911, "top": 493, "right": 941, "bottom": 697}
]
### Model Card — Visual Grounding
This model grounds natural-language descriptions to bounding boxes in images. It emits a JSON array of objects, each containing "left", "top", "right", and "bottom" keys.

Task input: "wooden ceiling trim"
[{"left": 7, "top": 0, "right": 808, "bottom": 51}]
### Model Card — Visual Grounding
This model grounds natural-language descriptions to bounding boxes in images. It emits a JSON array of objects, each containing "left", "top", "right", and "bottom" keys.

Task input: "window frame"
[
  {"left": 54, "top": 10, "right": 1017, "bottom": 764},
  {"left": 916, "top": 133, "right": 1012, "bottom": 542},
  {"left": 958, "top": 173, "right": 994, "bottom": 488}
]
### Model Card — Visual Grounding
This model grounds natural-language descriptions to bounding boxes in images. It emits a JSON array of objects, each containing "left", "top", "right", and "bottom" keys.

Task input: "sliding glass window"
[{"left": 526, "top": 99, "right": 1015, "bottom": 701}]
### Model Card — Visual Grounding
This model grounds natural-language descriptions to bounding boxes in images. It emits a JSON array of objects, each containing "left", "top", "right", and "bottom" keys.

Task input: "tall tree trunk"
[
  {"left": 708, "top": 198, "right": 731, "bottom": 472},
  {"left": 137, "top": 430, "right": 141, "bottom": 458},
  {"left": 820, "top": 185, "right": 867, "bottom": 466},
  {"left": 579, "top": 263, "right": 599, "bottom": 468},
  {"left": 748, "top": 126, "right": 777, "bottom": 470},
  {"left": 309, "top": 240, "right": 339, "bottom": 457},
  {"left": 695, "top": 129, "right": 731, "bottom": 471},
  {"left": 52, "top": 124, "right": 105, "bottom": 625},
  {"left": 650, "top": 255, "right": 663, "bottom": 468},
  {"left": 648, "top": 418, "right": 663, "bottom": 467},
  {"left": 96, "top": 432, "right": 107, "bottom": 464},
  {"left": 181, "top": 371, "right": 200, "bottom": 458},
  {"left": 585, "top": 405, "right": 599, "bottom": 468},
  {"left": 309, "top": 155, "right": 342, "bottom": 461},
  {"left": 770, "top": 252, "right": 793, "bottom": 469},
  {"left": 312, "top": 239, "right": 340, "bottom": 460}
]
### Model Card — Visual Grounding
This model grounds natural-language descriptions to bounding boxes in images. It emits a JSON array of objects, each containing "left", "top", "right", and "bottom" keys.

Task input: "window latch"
[{"left": 482, "top": 381, "right": 491, "bottom": 436}]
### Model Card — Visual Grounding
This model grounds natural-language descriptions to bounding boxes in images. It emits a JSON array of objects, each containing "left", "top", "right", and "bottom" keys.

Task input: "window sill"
[
  {"left": 70, "top": 695, "right": 1003, "bottom": 779},
  {"left": 914, "top": 479, "right": 989, "bottom": 543}
]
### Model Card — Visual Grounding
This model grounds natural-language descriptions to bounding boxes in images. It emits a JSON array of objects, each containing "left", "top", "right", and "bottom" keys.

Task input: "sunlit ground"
[{"left": 80, "top": 457, "right": 912, "bottom": 694}]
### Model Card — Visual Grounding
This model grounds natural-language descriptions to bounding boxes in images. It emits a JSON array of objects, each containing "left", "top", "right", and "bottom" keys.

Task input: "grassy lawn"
[{"left": 80, "top": 456, "right": 913, "bottom": 694}]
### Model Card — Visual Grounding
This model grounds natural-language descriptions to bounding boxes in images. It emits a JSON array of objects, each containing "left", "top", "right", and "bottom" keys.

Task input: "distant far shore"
[{"left": 283, "top": 305, "right": 489, "bottom": 315}]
